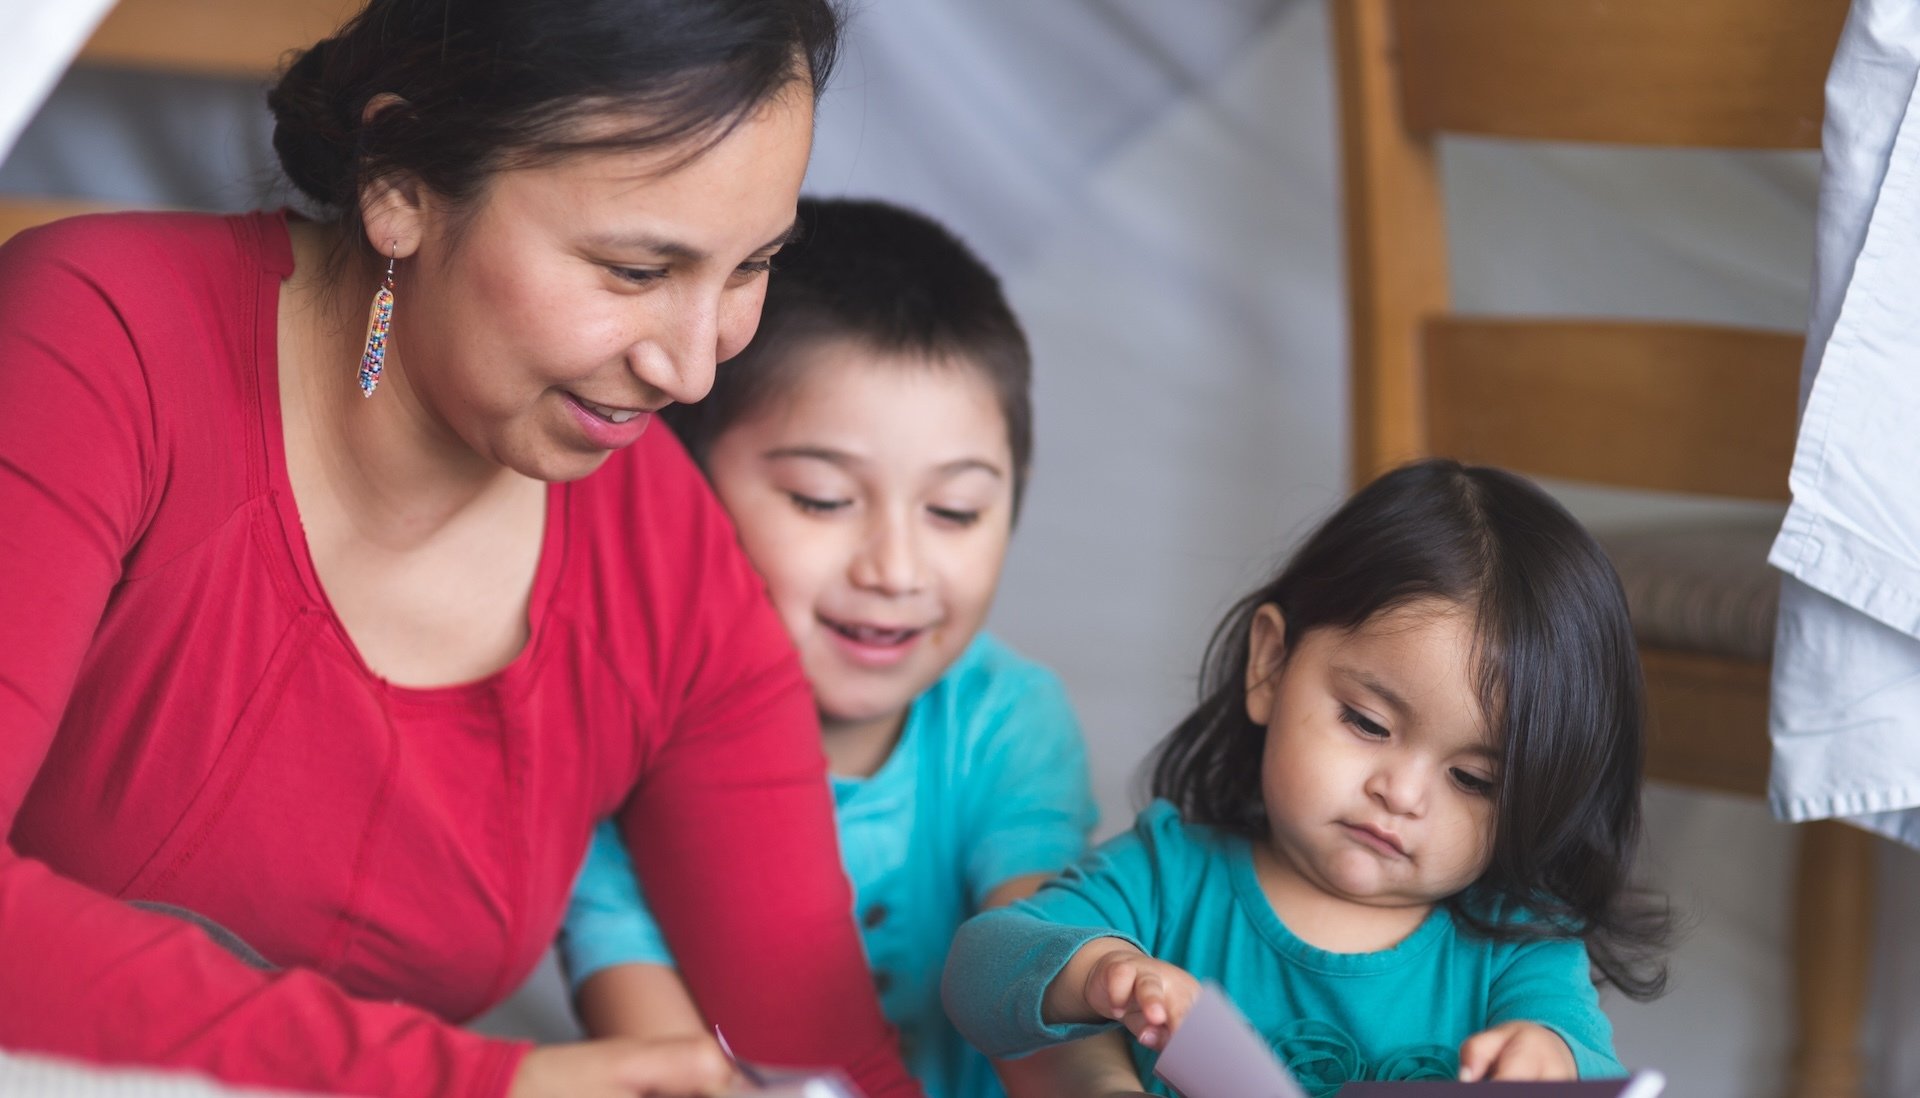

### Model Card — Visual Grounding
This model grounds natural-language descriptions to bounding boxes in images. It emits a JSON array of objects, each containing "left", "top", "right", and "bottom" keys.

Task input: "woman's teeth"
[{"left": 579, "top": 397, "right": 641, "bottom": 424}]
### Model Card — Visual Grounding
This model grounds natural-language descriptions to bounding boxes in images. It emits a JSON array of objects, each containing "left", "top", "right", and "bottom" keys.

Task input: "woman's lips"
[{"left": 562, "top": 393, "right": 652, "bottom": 450}]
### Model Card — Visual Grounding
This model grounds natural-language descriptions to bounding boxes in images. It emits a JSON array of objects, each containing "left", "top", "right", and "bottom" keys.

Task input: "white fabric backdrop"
[{"left": 7, "top": 2, "right": 1920, "bottom": 1094}]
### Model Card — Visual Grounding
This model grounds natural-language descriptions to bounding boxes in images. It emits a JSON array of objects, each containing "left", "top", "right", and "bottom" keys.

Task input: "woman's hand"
[
  {"left": 1457, "top": 1021, "right": 1577, "bottom": 1082},
  {"left": 1079, "top": 948, "right": 1201, "bottom": 1051},
  {"left": 507, "top": 1035, "right": 734, "bottom": 1098}
]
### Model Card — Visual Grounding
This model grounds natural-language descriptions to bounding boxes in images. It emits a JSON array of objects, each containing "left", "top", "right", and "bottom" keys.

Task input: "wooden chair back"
[{"left": 1335, "top": 0, "right": 1845, "bottom": 497}]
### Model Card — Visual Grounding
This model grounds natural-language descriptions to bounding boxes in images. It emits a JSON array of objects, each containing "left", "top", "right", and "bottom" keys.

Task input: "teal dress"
[
  {"left": 561, "top": 633, "right": 1099, "bottom": 1098},
  {"left": 941, "top": 801, "right": 1626, "bottom": 1097}
]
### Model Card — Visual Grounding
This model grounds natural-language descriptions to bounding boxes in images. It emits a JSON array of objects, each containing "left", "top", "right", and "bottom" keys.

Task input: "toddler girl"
[{"left": 942, "top": 459, "right": 1667, "bottom": 1096}]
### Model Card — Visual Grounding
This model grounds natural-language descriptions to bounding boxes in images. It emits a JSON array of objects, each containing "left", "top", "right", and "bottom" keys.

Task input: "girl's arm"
[
  {"left": 942, "top": 803, "right": 1195, "bottom": 1063},
  {"left": 1483, "top": 934, "right": 1627, "bottom": 1079}
]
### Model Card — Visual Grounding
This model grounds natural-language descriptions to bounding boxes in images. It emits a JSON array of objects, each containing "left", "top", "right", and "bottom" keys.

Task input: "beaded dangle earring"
[{"left": 357, "top": 244, "right": 397, "bottom": 398}]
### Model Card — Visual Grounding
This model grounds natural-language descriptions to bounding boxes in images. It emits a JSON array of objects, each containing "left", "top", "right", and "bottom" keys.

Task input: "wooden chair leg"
[{"left": 1789, "top": 820, "right": 1876, "bottom": 1098}]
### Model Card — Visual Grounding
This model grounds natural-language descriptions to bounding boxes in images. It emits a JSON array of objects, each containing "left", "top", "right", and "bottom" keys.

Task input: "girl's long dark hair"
[{"left": 1150, "top": 459, "right": 1670, "bottom": 999}]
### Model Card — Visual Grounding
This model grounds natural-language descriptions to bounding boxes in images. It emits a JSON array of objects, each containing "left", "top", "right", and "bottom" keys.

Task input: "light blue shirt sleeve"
[
  {"left": 943, "top": 803, "right": 1182, "bottom": 1059},
  {"left": 959, "top": 656, "right": 1098, "bottom": 906},
  {"left": 1486, "top": 936, "right": 1626, "bottom": 1080},
  {"left": 557, "top": 819, "right": 675, "bottom": 989}
]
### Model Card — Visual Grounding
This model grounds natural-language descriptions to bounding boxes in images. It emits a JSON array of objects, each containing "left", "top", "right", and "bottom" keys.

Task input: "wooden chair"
[
  {"left": 1332, "top": 2, "right": 1870, "bottom": 1095},
  {"left": 0, "top": 0, "right": 354, "bottom": 242}
]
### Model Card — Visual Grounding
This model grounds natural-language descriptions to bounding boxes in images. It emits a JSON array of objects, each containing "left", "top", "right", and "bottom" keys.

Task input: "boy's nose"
[{"left": 851, "top": 512, "right": 926, "bottom": 596}]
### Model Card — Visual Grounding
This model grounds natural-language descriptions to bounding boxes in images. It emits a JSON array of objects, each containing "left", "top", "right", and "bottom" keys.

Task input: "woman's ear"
[
  {"left": 1245, "top": 603, "right": 1287, "bottom": 727},
  {"left": 356, "top": 94, "right": 426, "bottom": 260}
]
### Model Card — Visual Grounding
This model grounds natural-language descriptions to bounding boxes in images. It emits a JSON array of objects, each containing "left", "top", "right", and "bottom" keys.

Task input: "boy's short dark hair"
[{"left": 662, "top": 196, "right": 1034, "bottom": 506}]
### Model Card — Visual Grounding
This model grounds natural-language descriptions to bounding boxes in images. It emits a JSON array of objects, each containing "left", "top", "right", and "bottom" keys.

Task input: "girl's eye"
[
  {"left": 788, "top": 492, "right": 849, "bottom": 515},
  {"left": 928, "top": 506, "right": 981, "bottom": 527},
  {"left": 609, "top": 265, "right": 667, "bottom": 285},
  {"left": 733, "top": 257, "right": 775, "bottom": 280},
  {"left": 1450, "top": 768, "right": 1496, "bottom": 796},
  {"left": 1339, "top": 705, "right": 1389, "bottom": 739}
]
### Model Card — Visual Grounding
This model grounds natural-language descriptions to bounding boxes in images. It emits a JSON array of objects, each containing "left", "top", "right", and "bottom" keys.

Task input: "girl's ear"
[
  {"left": 356, "top": 95, "right": 427, "bottom": 261},
  {"left": 1245, "top": 603, "right": 1288, "bottom": 726}
]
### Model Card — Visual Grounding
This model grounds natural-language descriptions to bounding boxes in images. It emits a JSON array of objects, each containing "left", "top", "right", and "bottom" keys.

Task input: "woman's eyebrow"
[{"left": 584, "top": 217, "right": 799, "bottom": 262}]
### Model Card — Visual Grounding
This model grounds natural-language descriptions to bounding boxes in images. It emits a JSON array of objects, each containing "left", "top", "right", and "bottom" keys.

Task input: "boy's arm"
[
  {"left": 575, "top": 963, "right": 708, "bottom": 1041},
  {"left": 961, "top": 659, "right": 1099, "bottom": 907},
  {"left": 560, "top": 821, "right": 702, "bottom": 1040}
]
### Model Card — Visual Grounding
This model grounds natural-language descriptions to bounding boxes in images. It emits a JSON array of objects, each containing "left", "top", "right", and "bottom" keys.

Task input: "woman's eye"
[
  {"left": 1339, "top": 706, "right": 1389, "bottom": 739},
  {"left": 928, "top": 506, "right": 981, "bottom": 527},
  {"left": 609, "top": 265, "right": 667, "bottom": 285},
  {"left": 788, "top": 493, "right": 849, "bottom": 515},
  {"left": 1450, "top": 768, "right": 1495, "bottom": 796}
]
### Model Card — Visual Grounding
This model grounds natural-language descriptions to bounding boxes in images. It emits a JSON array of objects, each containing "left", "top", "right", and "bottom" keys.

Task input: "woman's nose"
[{"left": 628, "top": 293, "right": 728, "bottom": 406}]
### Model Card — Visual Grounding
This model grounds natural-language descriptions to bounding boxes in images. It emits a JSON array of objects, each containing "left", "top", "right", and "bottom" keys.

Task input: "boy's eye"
[
  {"left": 928, "top": 506, "right": 981, "bottom": 527},
  {"left": 1450, "top": 768, "right": 1496, "bottom": 796},
  {"left": 1339, "top": 705, "right": 1389, "bottom": 739},
  {"left": 788, "top": 492, "right": 849, "bottom": 515}
]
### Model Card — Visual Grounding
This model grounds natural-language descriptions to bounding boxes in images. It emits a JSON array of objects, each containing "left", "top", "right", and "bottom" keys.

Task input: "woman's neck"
[
  {"left": 282, "top": 220, "right": 526, "bottom": 546},
  {"left": 1250, "top": 840, "right": 1433, "bottom": 953}
]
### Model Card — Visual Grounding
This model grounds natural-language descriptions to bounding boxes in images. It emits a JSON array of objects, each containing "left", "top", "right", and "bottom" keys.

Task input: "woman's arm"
[{"left": 618, "top": 454, "right": 920, "bottom": 1098}]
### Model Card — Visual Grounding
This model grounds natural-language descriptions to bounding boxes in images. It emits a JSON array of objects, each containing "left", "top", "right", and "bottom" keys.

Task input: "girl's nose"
[{"left": 1366, "top": 759, "right": 1426, "bottom": 817}]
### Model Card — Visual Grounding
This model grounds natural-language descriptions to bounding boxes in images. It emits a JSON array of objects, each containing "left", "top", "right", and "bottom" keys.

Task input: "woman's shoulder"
[{"left": 2, "top": 209, "right": 289, "bottom": 286}]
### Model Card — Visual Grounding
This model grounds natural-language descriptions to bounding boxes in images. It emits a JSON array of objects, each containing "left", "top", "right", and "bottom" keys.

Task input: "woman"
[{"left": 0, "top": 2, "right": 918, "bottom": 1097}]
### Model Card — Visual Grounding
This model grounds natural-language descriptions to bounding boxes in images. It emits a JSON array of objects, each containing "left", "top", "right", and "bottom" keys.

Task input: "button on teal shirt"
[
  {"left": 561, "top": 634, "right": 1098, "bottom": 1098},
  {"left": 941, "top": 801, "right": 1626, "bottom": 1097}
]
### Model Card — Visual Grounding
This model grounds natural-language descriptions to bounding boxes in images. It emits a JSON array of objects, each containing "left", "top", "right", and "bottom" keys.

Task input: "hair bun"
[{"left": 267, "top": 38, "right": 355, "bottom": 207}]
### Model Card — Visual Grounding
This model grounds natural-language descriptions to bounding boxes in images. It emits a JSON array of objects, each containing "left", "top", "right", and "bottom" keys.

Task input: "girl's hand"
[
  {"left": 1457, "top": 1021, "right": 1577, "bottom": 1082},
  {"left": 1081, "top": 948, "right": 1201, "bottom": 1051},
  {"left": 507, "top": 1035, "right": 734, "bottom": 1098}
]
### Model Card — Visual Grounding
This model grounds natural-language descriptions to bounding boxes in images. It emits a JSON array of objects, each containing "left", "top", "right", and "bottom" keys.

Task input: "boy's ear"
[{"left": 1244, "top": 603, "right": 1287, "bottom": 726}]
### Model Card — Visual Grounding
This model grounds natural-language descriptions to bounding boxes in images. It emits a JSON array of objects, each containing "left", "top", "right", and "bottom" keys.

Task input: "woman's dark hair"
[
  {"left": 1150, "top": 459, "right": 1669, "bottom": 999},
  {"left": 267, "top": 0, "right": 839, "bottom": 253},
  {"left": 662, "top": 196, "right": 1035, "bottom": 509}
]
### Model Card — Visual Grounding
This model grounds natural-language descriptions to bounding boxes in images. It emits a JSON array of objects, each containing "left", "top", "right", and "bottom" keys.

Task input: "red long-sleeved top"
[{"left": 0, "top": 211, "right": 919, "bottom": 1098}]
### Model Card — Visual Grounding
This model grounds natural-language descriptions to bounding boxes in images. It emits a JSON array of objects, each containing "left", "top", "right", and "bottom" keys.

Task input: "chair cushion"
[{"left": 1593, "top": 519, "right": 1780, "bottom": 662}]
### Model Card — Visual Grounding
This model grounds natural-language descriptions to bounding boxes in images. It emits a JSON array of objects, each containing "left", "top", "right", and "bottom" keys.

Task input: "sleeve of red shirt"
[
  {"left": 0, "top": 220, "right": 527, "bottom": 1098},
  {"left": 620, "top": 441, "right": 924, "bottom": 1098}
]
